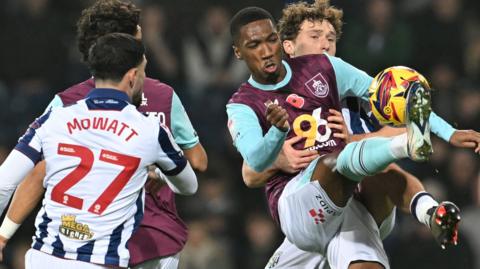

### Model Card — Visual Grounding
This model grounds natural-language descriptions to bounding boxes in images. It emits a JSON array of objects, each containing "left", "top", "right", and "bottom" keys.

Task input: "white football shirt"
[{"left": 2, "top": 89, "right": 191, "bottom": 267}]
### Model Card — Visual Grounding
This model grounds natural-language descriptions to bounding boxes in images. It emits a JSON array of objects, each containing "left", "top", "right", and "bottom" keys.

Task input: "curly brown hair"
[
  {"left": 278, "top": 0, "right": 343, "bottom": 42},
  {"left": 77, "top": 0, "right": 140, "bottom": 62}
]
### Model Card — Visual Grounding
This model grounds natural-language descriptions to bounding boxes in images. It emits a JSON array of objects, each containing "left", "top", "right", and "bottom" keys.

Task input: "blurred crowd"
[{"left": 0, "top": 0, "right": 479, "bottom": 268}]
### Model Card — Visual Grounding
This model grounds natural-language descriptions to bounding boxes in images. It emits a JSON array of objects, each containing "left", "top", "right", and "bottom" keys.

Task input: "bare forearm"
[
  {"left": 242, "top": 162, "right": 278, "bottom": 188},
  {"left": 183, "top": 143, "right": 208, "bottom": 172}
]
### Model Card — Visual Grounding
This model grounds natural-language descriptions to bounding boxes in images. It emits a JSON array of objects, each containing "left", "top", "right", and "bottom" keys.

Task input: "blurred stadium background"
[{"left": 0, "top": 0, "right": 479, "bottom": 268}]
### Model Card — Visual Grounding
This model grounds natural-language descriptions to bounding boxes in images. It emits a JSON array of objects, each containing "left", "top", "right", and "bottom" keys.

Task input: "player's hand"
[
  {"left": 145, "top": 166, "right": 166, "bottom": 194},
  {"left": 274, "top": 136, "right": 319, "bottom": 173},
  {"left": 449, "top": 129, "right": 480, "bottom": 154},
  {"left": 0, "top": 235, "right": 8, "bottom": 262},
  {"left": 265, "top": 100, "right": 290, "bottom": 132},
  {"left": 327, "top": 109, "right": 350, "bottom": 143}
]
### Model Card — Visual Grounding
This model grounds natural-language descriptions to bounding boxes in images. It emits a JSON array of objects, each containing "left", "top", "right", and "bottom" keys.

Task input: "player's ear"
[
  {"left": 126, "top": 68, "right": 137, "bottom": 88},
  {"left": 282, "top": 40, "right": 295, "bottom": 57},
  {"left": 233, "top": 45, "right": 242, "bottom": 60}
]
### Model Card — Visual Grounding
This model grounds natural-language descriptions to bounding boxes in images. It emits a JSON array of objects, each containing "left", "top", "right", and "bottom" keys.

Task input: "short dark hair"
[
  {"left": 87, "top": 33, "right": 145, "bottom": 82},
  {"left": 77, "top": 0, "right": 141, "bottom": 62},
  {"left": 230, "top": 7, "right": 275, "bottom": 45}
]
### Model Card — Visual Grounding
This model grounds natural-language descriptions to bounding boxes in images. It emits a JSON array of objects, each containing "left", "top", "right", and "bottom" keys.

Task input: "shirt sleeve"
[
  {"left": 226, "top": 103, "right": 288, "bottom": 172},
  {"left": 170, "top": 92, "right": 199, "bottom": 149},
  {"left": 325, "top": 53, "right": 373, "bottom": 102},
  {"left": 43, "top": 95, "right": 64, "bottom": 114},
  {"left": 429, "top": 111, "right": 456, "bottom": 142},
  {"left": 0, "top": 146, "right": 37, "bottom": 215},
  {"left": 14, "top": 110, "right": 52, "bottom": 164},
  {"left": 155, "top": 124, "right": 188, "bottom": 176}
]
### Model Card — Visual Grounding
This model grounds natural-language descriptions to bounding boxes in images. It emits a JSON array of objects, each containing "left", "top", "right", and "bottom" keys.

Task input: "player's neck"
[{"left": 95, "top": 80, "right": 130, "bottom": 96}]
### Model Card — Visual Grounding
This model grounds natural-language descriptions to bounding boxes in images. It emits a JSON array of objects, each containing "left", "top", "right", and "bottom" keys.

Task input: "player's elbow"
[
  {"left": 184, "top": 145, "right": 208, "bottom": 172},
  {"left": 247, "top": 160, "right": 267, "bottom": 174},
  {"left": 171, "top": 165, "right": 198, "bottom": 196},
  {"left": 242, "top": 163, "right": 266, "bottom": 188},
  {"left": 243, "top": 177, "right": 264, "bottom": 188},
  {"left": 190, "top": 157, "right": 208, "bottom": 172}
]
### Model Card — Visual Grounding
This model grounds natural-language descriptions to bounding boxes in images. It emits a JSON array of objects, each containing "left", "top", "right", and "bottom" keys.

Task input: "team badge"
[
  {"left": 305, "top": 73, "right": 329, "bottom": 98},
  {"left": 286, "top": 94, "right": 305, "bottom": 109}
]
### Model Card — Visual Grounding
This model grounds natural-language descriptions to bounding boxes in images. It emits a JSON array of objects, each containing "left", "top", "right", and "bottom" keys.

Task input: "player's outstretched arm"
[
  {"left": 5, "top": 161, "right": 45, "bottom": 224},
  {"left": 183, "top": 143, "right": 208, "bottom": 172},
  {"left": 157, "top": 162, "right": 197, "bottom": 196},
  {"left": 155, "top": 125, "right": 198, "bottom": 195},
  {"left": 429, "top": 112, "right": 480, "bottom": 153},
  {"left": 0, "top": 161, "right": 46, "bottom": 261},
  {"left": 449, "top": 129, "right": 480, "bottom": 153},
  {"left": 0, "top": 151, "right": 36, "bottom": 215}
]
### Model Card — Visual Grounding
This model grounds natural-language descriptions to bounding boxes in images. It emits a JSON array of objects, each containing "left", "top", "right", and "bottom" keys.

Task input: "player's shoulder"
[
  {"left": 228, "top": 82, "right": 258, "bottom": 104},
  {"left": 143, "top": 77, "right": 175, "bottom": 95},
  {"left": 287, "top": 53, "right": 330, "bottom": 65},
  {"left": 58, "top": 78, "right": 95, "bottom": 105}
]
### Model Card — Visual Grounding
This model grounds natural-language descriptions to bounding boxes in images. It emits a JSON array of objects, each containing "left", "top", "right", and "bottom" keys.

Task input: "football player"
[{"left": 0, "top": 33, "right": 197, "bottom": 268}]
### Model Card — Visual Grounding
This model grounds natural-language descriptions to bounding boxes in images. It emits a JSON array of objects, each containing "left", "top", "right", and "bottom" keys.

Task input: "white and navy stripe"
[
  {"left": 15, "top": 110, "right": 52, "bottom": 164},
  {"left": 157, "top": 126, "right": 187, "bottom": 176},
  {"left": 342, "top": 97, "right": 379, "bottom": 135}
]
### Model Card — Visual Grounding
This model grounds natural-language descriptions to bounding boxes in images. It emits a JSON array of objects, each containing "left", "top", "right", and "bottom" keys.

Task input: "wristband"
[{"left": 0, "top": 217, "right": 20, "bottom": 239}]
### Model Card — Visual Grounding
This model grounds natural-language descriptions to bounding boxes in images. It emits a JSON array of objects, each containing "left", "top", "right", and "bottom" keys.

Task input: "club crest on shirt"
[
  {"left": 60, "top": 214, "right": 94, "bottom": 240},
  {"left": 305, "top": 73, "right": 329, "bottom": 98}
]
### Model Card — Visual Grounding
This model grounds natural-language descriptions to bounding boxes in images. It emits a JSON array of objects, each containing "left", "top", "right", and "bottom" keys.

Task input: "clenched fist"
[{"left": 265, "top": 100, "right": 289, "bottom": 132}]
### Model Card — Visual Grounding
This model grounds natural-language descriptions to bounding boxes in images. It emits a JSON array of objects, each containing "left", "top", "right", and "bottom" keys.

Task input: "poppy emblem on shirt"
[
  {"left": 286, "top": 94, "right": 305, "bottom": 109},
  {"left": 305, "top": 73, "right": 329, "bottom": 98}
]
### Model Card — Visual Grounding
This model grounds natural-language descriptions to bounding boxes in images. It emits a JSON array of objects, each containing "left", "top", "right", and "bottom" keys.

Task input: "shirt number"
[{"left": 51, "top": 143, "right": 141, "bottom": 215}]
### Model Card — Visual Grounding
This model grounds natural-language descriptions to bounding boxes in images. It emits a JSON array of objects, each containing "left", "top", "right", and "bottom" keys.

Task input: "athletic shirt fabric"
[{"left": 54, "top": 78, "right": 198, "bottom": 265}]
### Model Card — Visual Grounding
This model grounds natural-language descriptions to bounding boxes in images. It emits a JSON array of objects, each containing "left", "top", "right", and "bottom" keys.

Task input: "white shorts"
[
  {"left": 325, "top": 198, "right": 395, "bottom": 269},
  {"left": 132, "top": 254, "right": 180, "bottom": 269},
  {"left": 25, "top": 249, "right": 111, "bottom": 269},
  {"left": 265, "top": 237, "right": 327, "bottom": 269},
  {"left": 269, "top": 198, "right": 395, "bottom": 269},
  {"left": 278, "top": 161, "right": 345, "bottom": 253}
]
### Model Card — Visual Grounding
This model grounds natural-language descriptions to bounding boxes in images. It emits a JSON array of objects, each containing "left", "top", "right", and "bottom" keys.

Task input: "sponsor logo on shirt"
[
  {"left": 309, "top": 208, "right": 325, "bottom": 224},
  {"left": 315, "top": 194, "right": 341, "bottom": 216},
  {"left": 305, "top": 73, "right": 329, "bottom": 98},
  {"left": 141, "top": 93, "right": 148, "bottom": 106},
  {"left": 60, "top": 214, "right": 94, "bottom": 240}
]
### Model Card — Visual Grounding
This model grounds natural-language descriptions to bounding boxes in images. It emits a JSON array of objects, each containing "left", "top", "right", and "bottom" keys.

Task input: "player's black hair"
[
  {"left": 230, "top": 7, "right": 275, "bottom": 45},
  {"left": 87, "top": 33, "right": 145, "bottom": 82}
]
